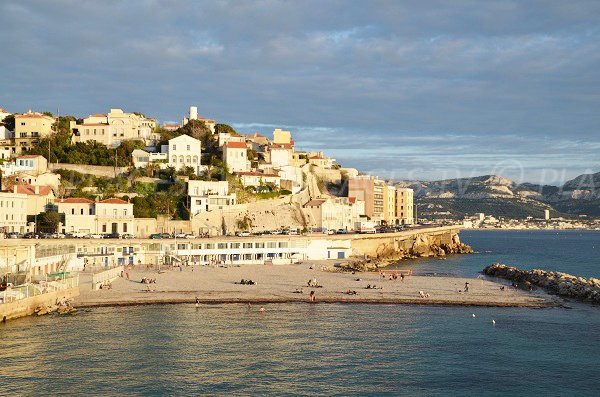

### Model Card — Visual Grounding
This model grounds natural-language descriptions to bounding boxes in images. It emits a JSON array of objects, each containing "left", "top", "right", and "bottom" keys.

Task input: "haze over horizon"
[{"left": 1, "top": 1, "right": 598, "bottom": 185}]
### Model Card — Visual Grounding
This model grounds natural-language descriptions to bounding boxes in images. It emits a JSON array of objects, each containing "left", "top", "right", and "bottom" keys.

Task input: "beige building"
[
  {"left": 348, "top": 175, "right": 385, "bottom": 223},
  {"left": 14, "top": 111, "right": 55, "bottom": 150},
  {"left": 13, "top": 184, "right": 55, "bottom": 216},
  {"left": 304, "top": 196, "right": 365, "bottom": 232},
  {"left": 95, "top": 198, "right": 134, "bottom": 235},
  {"left": 273, "top": 128, "right": 292, "bottom": 145},
  {"left": 0, "top": 107, "right": 11, "bottom": 121},
  {"left": 70, "top": 109, "right": 157, "bottom": 147},
  {"left": 395, "top": 188, "right": 414, "bottom": 224},
  {"left": 237, "top": 171, "right": 281, "bottom": 189},
  {"left": 166, "top": 134, "right": 203, "bottom": 175},
  {"left": 308, "top": 155, "right": 336, "bottom": 169},
  {"left": 0, "top": 192, "right": 28, "bottom": 233},
  {"left": 224, "top": 141, "right": 250, "bottom": 172},
  {"left": 383, "top": 184, "right": 396, "bottom": 225}
]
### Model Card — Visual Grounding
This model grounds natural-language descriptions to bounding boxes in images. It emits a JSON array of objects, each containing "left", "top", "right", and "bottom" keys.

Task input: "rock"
[{"left": 483, "top": 263, "right": 600, "bottom": 304}]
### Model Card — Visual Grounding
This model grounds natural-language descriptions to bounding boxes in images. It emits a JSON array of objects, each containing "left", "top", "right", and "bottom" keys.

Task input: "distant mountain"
[{"left": 394, "top": 171, "right": 600, "bottom": 218}]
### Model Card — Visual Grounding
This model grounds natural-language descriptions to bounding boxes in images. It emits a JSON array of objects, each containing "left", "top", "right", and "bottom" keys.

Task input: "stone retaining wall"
[{"left": 0, "top": 287, "right": 79, "bottom": 322}]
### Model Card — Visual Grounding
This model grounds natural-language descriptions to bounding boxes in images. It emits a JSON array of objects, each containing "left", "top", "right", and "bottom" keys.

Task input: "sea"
[{"left": 1, "top": 230, "right": 599, "bottom": 396}]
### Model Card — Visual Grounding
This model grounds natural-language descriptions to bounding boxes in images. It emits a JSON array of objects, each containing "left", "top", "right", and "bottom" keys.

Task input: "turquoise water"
[{"left": 1, "top": 230, "right": 599, "bottom": 396}]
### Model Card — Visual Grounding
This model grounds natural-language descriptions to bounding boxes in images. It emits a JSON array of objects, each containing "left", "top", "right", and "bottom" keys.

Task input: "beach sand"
[{"left": 75, "top": 262, "right": 557, "bottom": 308}]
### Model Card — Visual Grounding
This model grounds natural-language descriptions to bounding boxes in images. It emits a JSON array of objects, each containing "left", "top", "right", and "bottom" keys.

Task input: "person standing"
[{"left": 309, "top": 291, "right": 315, "bottom": 302}]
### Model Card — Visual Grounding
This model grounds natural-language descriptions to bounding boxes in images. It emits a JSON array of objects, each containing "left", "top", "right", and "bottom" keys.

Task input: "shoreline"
[
  {"left": 76, "top": 297, "right": 559, "bottom": 309},
  {"left": 73, "top": 262, "right": 559, "bottom": 310}
]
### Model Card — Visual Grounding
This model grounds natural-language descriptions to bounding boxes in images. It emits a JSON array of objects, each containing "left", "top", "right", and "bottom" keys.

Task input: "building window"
[
  {"left": 102, "top": 224, "right": 107, "bottom": 233},
  {"left": 123, "top": 223, "right": 127, "bottom": 232}
]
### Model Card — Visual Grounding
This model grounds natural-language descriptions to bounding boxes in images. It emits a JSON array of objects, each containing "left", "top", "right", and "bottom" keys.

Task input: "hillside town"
[{"left": 0, "top": 105, "right": 415, "bottom": 239}]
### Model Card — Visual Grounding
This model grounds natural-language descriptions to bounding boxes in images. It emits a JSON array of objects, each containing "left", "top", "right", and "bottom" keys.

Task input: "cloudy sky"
[{"left": 1, "top": 0, "right": 599, "bottom": 184}]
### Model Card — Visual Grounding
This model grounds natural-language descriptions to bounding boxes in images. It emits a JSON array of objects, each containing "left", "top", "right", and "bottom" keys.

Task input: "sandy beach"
[{"left": 75, "top": 262, "right": 557, "bottom": 308}]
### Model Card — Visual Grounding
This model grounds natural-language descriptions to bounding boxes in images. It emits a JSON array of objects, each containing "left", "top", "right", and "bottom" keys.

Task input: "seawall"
[{"left": 1, "top": 287, "right": 80, "bottom": 322}]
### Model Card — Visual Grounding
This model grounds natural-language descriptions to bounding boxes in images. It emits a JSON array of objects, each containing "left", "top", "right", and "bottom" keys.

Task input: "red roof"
[
  {"left": 90, "top": 114, "right": 106, "bottom": 117},
  {"left": 270, "top": 143, "right": 293, "bottom": 150},
  {"left": 348, "top": 197, "right": 357, "bottom": 203},
  {"left": 0, "top": 108, "right": 9, "bottom": 113},
  {"left": 247, "top": 133, "right": 265, "bottom": 138},
  {"left": 98, "top": 198, "right": 130, "bottom": 205},
  {"left": 309, "top": 155, "right": 324, "bottom": 160},
  {"left": 14, "top": 184, "right": 53, "bottom": 196},
  {"left": 56, "top": 197, "right": 94, "bottom": 204},
  {"left": 80, "top": 123, "right": 109, "bottom": 126},
  {"left": 15, "top": 113, "right": 53, "bottom": 119},
  {"left": 225, "top": 141, "right": 248, "bottom": 149}
]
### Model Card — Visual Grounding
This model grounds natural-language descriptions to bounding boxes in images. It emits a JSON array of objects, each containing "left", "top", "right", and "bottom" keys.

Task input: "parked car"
[
  {"left": 236, "top": 231, "right": 251, "bottom": 237},
  {"left": 85, "top": 233, "right": 103, "bottom": 239},
  {"left": 122, "top": 233, "right": 134, "bottom": 239},
  {"left": 7, "top": 232, "right": 22, "bottom": 239},
  {"left": 184, "top": 234, "right": 196, "bottom": 239},
  {"left": 175, "top": 233, "right": 188, "bottom": 238},
  {"left": 51, "top": 233, "right": 66, "bottom": 239},
  {"left": 150, "top": 233, "right": 163, "bottom": 239},
  {"left": 23, "top": 232, "right": 38, "bottom": 239},
  {"left": 104, "top": 233, "right": 121, "bottom": 239},
  {"left": 336, "top": 229, "right": 348, "bottom": 234}
]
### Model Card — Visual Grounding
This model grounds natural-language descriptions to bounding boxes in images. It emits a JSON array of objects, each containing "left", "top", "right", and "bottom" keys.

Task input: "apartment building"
[
  {"left": 395, "top": 188, "right": 415, "bottom": 224},
  {"left": 14, "top": 111, "right": 55, "bottom": 150},
  {"left": 166, "top": 134, "right": 203, "bottom": 175},
  {"left": 70, "top": 109, "right": 157, "bottom": 147},
  {"left": 304, "top": 196, "right": 365, "bottom": 232},
  {"left": 188, "top": 180, "right": 237, "bottom": 216},
  {"left": 383, "top": 184, "right": 397, "bottom": 225}
]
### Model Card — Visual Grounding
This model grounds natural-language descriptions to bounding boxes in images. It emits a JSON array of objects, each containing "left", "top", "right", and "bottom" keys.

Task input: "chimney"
[{"left": 34, "top": 185, "right": 40, "bottom": 195}]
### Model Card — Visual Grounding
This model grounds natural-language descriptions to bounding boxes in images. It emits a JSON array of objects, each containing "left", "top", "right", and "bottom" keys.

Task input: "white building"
[
  {"left": 237, "top": 171, "right": 281, "bottom": 189},
  {"left": 304, "top": 196, "right": 365, "bottom": 232},
  {"left": 223, "top": 141, "right": 250, "bottom": 173},
  {"left": 269, "top": 143, "right": 293, "bottom": 167},
  {"left": 166, "top": 134, "right": 203, "bottom": 175},
  {"left": 188, "top": 180, "right": 236, "bottom": 216},
  {"left": 55, "top": 197, "right": 96, "bottom": 235},
  {"left": 0, "top": 192, "right": 28, "bottom": 234},
  {"left": 182, "top": 106, "right": 216, "bottom": 133},
  {"left": 0, "top": 154, "right": 48, "bottom": 178},
  {"left": 94, "top": 198, "right": 134, "bottom": 235},
  {"left": 131, "top": 149, "right": 168, "bottom": 169}
]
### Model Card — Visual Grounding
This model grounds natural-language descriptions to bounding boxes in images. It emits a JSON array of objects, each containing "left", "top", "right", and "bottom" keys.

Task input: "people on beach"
[
  {"left": 401, "top": 274, "right": 405, "bottom": 283},
  {"left": 294, "top": 288, "right": 304, "bottom": 294},
  {"left": 195, "top": 297, "right": 200, "bottom": 308},
  {"left": 237, "top": 279, "right": 256, "bottom": 285},
  {"left": 464, "top": 282, "right": 469, "bottom": 292},
  {"left": 309, "top": 291, "right": 315, "bottom": 301}
]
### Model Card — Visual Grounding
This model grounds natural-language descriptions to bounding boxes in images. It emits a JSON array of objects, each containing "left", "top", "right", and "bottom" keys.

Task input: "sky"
[{"left": 1, "top": 0, "right": 599, "bottom": 185}]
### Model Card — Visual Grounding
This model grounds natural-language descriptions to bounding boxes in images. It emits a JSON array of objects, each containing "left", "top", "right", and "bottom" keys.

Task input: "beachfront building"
[
  {"left": 14, "top": 111, "right": 55, "bottom": 150},
  {"left": 304, "top": 196, "right": 365, "bottom": 232},
  {"left": 0, "top": 191, "right": 28, "bottom": 234},
  {"left": 223, "top": 141, "right": 250, "bottom": 173},
  {"left": 237, "top": 171, "right": 281, "bottom": 190},
  {"left": 95, "top": 198, "right": 134, "bottom": 235},
  {"left": 166, "top": 134, "right": 202, "bottom": 175},
  {"left": 188, "top": 180, "right": 237, "bottom": 216},
  {"left": 55, "top": 197, "right": 96, "bottom": 235},
  {"left": 383, "top": 185, "right": 397, "bottom": 225},
  {"left": 348, "top": 175, "right": 386, "bottom": 223},
  {"left": 70, "top": 109, "right": 157, "bottom": 147},
  {"left": 395, "top": 188, "right": 414, "bottom": 224}
]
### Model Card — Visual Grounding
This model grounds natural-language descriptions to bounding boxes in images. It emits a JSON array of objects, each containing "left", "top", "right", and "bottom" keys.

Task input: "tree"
[
  {"left": 37, "top": 211, "right": 61, "bottom": 233},
  {"left": 215, "top": 123, "right": 240, "bottom": 136},
  {"left": 2, "top": 114, "right": 15, "bottom": 131}
]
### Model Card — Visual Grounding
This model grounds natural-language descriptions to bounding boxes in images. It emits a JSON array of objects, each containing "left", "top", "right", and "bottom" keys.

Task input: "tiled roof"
[
  {"left": 0, "top": 108, "right": 10, "bottom": 113},
  {"left": 247, "top": 133, "right": 266, "bottom": 138},
  {"left": 348, "top": 197, "right": 357, "bottom": 203},
  {"left": 225, "top": 141, "right": 248, "bottom": 149},
  {"left": 56, "top": 197, "right": 94, "bottom": 204},
  {"left": 18, "top": 154, "right": 44, "bottom": 159},
  {"left": 270, "top": 143, "right": 293, "bottom": 150},
  {"left": 98, "top": 198, "right": 130, "bottom": 204},
  {"left": 15, "top": 112, "right": 53, "bottom": 119},
  {"left": 80, "top": 123, "right": 109, "bottom": 126},
  {"left": 90, "top": 114, "right": 106, "bottom": 117},
  {"left": 14, "top": 184, "right": 53, "bottom": 196},
  {"left": 309, "top": 155, "right": 324, "bottom": 160}
]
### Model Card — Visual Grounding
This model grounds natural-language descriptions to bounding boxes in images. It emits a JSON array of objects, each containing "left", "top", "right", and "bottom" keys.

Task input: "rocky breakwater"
[{"left": 483, "top": 263, "right": 600, "bottom": 304}]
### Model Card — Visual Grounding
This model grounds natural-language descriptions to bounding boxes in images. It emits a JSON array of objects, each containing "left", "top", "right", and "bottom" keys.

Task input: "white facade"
[
  {"left": 237, "top": 172, "right": 281, "bottom": 189},
  {"left": 188, "top": 180, "right": 236, "bottom": 216},
  {"left": 304, "top": 197, "right": 365, "bottom": 232},
  {"left": 0, "top": 192, "right": 28, "bottom": 233},
  {"left": 95, "top": 198, "right": 135, "bottom": 235},
  {"left": 132, "top": 149, "right": 168, "bottom": 169},
  {"left": 223, "top": 141, "right": 250, "bottom": 173},
  {"left": 167, "top": 135, "right": 202, "bottom": 175},
  {"left": 70, "top": 109, "right": 157, "bottom": 147},
  {"left": 0, "top": 155, "right": 48, "bottom": 177},
  {"left": 270, "top": 146, "right": 292, "bottom": 167}
]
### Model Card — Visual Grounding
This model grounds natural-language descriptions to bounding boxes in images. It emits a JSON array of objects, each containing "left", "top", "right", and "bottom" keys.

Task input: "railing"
[{"left": 0, "top": 275, "right": 79, "bottom": 305}]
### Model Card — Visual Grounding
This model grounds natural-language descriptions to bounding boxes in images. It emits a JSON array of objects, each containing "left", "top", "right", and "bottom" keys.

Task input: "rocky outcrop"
[
  {"left": 339, "top": 232, "right": 473, "bottom": 272},
  {"left": 483, "top": 263, "right": 600, "bottom": 304}
]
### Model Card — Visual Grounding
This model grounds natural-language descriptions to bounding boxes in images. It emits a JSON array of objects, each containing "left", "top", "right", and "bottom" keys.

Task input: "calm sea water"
[{"left": 1, "top": 230, "right": 599, "bottom": 396}]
